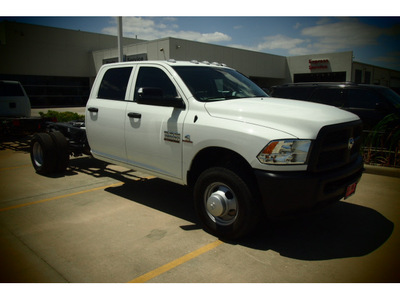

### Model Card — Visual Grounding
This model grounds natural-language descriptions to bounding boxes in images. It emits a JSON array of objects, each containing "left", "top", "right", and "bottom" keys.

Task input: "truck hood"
[{"left": 204, "top": 97, "right": 360, "bottom": 139}]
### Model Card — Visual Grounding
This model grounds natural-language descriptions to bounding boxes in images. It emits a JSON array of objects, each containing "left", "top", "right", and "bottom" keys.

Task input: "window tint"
[
  {"left": 98, "top": 67, "right": 132, "bottom": 100},
  {"left": 310, "top": 88, "right": 344, "bottom": 107},
  {"left": 347, "top": 89, "right": 381, "bottom": 109},
  {"left": 134, "top": 67, "right": 178, "bottom": 100}
]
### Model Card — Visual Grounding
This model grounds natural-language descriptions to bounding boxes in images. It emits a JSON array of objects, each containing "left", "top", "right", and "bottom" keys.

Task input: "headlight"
[{"left": 257, "top": 139, "right": 312, "bottom": 165}]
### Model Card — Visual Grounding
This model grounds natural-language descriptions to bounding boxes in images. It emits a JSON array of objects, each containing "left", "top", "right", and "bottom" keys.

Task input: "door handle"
[
  {"left": 88, "top": 107, "right": 99, "bottom": 113},
  {"left": 128, "top": 112, "right": 142, "bottom": 119}
]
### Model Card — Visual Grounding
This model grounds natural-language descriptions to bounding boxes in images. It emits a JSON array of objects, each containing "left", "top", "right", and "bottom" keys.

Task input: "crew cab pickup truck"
[{"left": 30, "top": 60, "right": 364, "bottom": 239}]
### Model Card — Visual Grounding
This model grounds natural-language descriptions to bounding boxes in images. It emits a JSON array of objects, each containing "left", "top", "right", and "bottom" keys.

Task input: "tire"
[
  {"left": 193, "top": 167, "right": 260, "bottom": 240},
  {"left": 48, "top": 131, "right": 70, "bottom": 172},
  {"left": 30, "top": 133, "right": 57, "bottom": 175}
]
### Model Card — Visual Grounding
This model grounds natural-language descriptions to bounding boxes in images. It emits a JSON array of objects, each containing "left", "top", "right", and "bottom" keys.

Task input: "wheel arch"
[{"left": 187, "top": 147, "right": 256, "bottom": 189}]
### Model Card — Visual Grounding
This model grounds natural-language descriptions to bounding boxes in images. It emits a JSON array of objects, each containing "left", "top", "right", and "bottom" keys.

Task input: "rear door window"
[
  {"left": 309, "top": 88, "right": 345, "bottom": 107},
  {"left": 346, "top": 88, "right": 382, "bottom": 109},
  {"left": 97, "top": 67, "right": 133, "bottom": 100}
]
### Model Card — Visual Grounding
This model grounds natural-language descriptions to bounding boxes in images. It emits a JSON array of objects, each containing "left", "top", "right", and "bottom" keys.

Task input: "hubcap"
[
  {"left": 206, "top": 191, "right": 226, "bottom": 217},
  {"left": 205, "top": 183, "right": 238, "bottom": 226}
]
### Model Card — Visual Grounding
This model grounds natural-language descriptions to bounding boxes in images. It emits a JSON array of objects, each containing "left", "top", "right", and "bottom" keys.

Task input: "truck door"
[
  {"left": 125, "top": 65, "right": 187, "bottom": 180},
  {"left": 86, "top": 66, "right": 133, "bottom": 162}
]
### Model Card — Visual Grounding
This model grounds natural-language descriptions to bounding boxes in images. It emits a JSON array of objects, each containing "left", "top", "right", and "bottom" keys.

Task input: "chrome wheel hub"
[
  {"left": 205, "top": 183, "right": 238, "bottom": 226},
  {"left": 32, "top": 142, "right": 44, "bottom": 167}
]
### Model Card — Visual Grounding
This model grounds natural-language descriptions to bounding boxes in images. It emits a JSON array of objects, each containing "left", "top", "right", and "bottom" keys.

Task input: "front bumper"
[{"left": 254, "top": 156, "right": 364, "bottom": 219}]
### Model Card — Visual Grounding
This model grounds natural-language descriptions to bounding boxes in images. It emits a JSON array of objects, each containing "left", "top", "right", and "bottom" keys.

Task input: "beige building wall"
[
  {"left": 0, "top": 21, "right": 144, "bottom": 78},
  {"left": 353, "top": 61, "right": 400, "bottom": 88}
]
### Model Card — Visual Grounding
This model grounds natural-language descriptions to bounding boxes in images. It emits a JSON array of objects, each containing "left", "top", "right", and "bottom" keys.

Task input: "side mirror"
[{"left": 137, "top": 87, "right": 185, "bottom": 109}]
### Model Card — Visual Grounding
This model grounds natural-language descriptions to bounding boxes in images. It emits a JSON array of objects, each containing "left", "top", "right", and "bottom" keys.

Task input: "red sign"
[{"left": 309, "top": 59, "right": 329, "bottom": 70}]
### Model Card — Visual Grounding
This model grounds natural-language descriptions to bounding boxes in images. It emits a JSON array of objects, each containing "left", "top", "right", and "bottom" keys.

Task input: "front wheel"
[{"left": 193, "top": 167, "right": 260, "bottom": 240}]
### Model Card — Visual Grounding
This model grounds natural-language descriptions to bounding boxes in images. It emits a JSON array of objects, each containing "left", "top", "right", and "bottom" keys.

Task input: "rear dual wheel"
[
  {"left": 49, "top": 131, "right": 70, "bottom": 172},
  {"left": 30, "top": 132, "right": 69, "bottom": 175}
]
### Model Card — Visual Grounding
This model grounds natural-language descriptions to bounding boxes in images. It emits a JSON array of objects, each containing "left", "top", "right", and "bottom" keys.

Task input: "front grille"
[{"left": 308, "top": 120, "right": 363, "bottom": 173}]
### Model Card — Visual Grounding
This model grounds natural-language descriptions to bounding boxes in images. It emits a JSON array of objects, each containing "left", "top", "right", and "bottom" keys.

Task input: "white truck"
[
  {"left": 29, "top": 60, "right": 364, "bottom": 239},
  {"left": 1, "top": 80, "right": 50, "bottom": 135}
]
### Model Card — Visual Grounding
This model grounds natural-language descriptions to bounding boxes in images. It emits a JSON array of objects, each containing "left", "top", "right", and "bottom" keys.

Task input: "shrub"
[
  {"left": 39, "top": 110, "right": 85, "bottom": 123},
  {"left": 363, "top": 113, "right": 400, "bottom": 167}
]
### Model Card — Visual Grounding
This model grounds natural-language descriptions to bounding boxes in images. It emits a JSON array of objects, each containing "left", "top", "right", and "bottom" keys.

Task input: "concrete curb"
[{"left": 364, "top": 164, "right": 400, "bottom": 178}]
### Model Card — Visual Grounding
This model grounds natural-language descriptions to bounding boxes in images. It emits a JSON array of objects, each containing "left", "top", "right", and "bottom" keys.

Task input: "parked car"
[{"left": 269, "top": 82, "right": 400, "bottom": 130}]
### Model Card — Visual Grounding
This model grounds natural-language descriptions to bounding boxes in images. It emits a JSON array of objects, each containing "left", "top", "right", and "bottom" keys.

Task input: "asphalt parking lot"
[{"left": 1, "top": 135, "right": 400, "bottom": 283}]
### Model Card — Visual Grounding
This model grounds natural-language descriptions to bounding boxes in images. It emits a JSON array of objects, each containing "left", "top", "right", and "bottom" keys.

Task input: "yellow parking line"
[
  {"left": 129, "top": 239, "right": 224, "bottom": 283},
  {"left": 0, "top": 182, "right": 123, "bottom": 212},
  {"left": 0, "top": 164, "right": 31, "bottom": 171}
]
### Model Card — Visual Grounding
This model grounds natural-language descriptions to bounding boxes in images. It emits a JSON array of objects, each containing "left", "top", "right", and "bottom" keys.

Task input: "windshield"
[
  {"left": 173, "top": 66, "right": 268, "bottom": 102},
  {"left": 378, "top": 87, "right": 400, "bottom": 110}
]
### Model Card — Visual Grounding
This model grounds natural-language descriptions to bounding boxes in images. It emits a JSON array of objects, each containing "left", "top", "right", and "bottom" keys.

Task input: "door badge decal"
[{"left": 164, "top": 131, "right": 181, "bottom": 143}]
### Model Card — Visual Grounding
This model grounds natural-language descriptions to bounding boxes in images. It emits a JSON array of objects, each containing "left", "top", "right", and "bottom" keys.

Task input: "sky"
[{"left": 2, "top": 2, "right": 400, "bottom": 71}]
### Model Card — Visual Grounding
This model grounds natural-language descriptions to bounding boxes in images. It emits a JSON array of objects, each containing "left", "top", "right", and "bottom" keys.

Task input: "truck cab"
[{"left": 0, "top": 80, "right": 31, "bottom": 118}]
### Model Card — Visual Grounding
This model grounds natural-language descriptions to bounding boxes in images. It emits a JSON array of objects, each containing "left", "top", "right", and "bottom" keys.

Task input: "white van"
[{"left": 0, "top": 80, "right": 31, "bottom": 118}]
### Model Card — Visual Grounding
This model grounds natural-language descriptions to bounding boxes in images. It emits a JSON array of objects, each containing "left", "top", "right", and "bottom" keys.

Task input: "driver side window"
[{"left": 134, "top": 67, "right": 178, "bottom": 101}]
